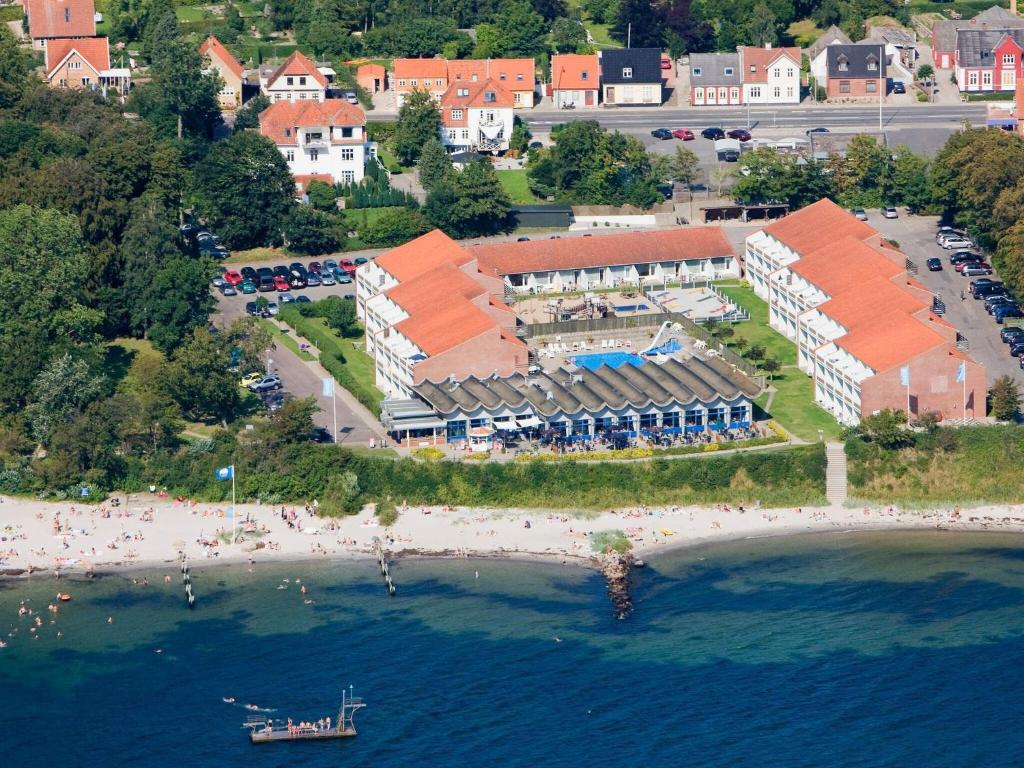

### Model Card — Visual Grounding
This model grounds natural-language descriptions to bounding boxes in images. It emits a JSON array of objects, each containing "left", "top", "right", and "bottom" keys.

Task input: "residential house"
[
  {"left": 689, "top": 51, "right": 742, "bottom": 105},
  {"left": 439, "top": 79, "right": 515, "bottom": 153},
  {"left": 446, "top": 58, "right": 536, "bottom": 107},
  {"left": 25, "top": 0, "right": 94, "bottom": 50},
  {"left": 356, "top": 63, "right": 387, "bottom": 93},
  {"left": 954, "top": 28, "right": 1024, "bottom": 92},
  {"left": 932, "top": 4, "right": 1024, "bottom": 69},
  {"left": 393, "top": 58, "right": 449, "bottom": 107},
  {"left": 820, "top": 44, "right": 886, "bottom": 99},
  {"left": 599, "top": 48, "right": 662, "bottom": 105},
  {"left": 690, "top": 45, "right": 800, "bottom": 105},
  {"left": 549, "top": 53, "right": 600, "bottom": 107},
  {"left": 744, "top": 199, "right": 985, "bottom": 424},
  {"left": 43, "top": 36, "right": 128, "bottom": 95},
  {"left": 259, "top": 99, "right": 373, "bottom": 190},
  {"left": 261, "top": 50, "right": 327, "bottom": 103},
  {"left": 199, "top": 36, "right": 244, "bottom": 109},
  {"left": 806, "top": 25, "right": 852, "bottom": 65},
  {"left": 865, "top": 24, "right": 917, "bottom": 76}
]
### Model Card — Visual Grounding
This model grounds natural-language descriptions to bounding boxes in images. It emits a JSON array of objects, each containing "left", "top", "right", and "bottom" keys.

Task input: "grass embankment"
[
  {"left": 262, "top": 319, "right": 314, "bottom": 361},
  {"left": 715, "top": 281, "right": 843, "bottom": 441},
  {"left": 278, "top": 307, "right": 384, "bottom": 416},
  {"left": 787, "top": 19, "right": 822, "bottom": 47},
  {"left": 907, "top": 0, "right": 1008, "bottom": 19},
  {"left": 497, "top": 170, "right": 538, "bottom": 205},
  {"left": 846, "top": 425, "right": 1024, "bottom": 506}
]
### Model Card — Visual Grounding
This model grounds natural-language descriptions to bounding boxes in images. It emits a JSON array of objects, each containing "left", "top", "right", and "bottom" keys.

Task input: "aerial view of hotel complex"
[{"left": 3, "top": 0, "right": 1024, "bottom": 764}]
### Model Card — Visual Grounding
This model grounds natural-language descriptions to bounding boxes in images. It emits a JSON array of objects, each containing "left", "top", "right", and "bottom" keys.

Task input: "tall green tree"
[
  {"left": 425, "top": 159, "right": 512, "bottom": 238},
  {"left": 990, "top": 375, "right": 1021, "bottom": 422},
  {"left": 163, "top": 327, "right": 239, "bottom": 422},
  {"left": 492, "top": 0, "right": 548, "bottom": 56},
  {"left": 551, "top": 17, "right": 587, "bottom": 52},
  {"left": 233, "top": 93, "right": 270, "bottom": 132},
  {"left": 746, "top": 2, "right": 778, "bottom": 47},
  {"left": 147, "top": 35, "right": 223, "bottom": 140},
  {"left": 0, "top": 25, "right": 32, "bottom": 109},
  {"left": 284, "top": 206, "right": 345, "bottom": 255},
  {"left": 362, "top": 207, "right": 431, "bottom": 246},
  {"left": 611, "top": 0, "right": 664, "bottom": 48},
  {"left": 195, "top": 131, "right": 296, "bottom": 248},
  {"left": 417, "top": 138, "right": 454, "bottom": 191},
  {"left": 394, "top": 89, "right": 441, "bottom": 165},
  {"left": 24, "top": 354, "right": 107, "bottom": 445}
]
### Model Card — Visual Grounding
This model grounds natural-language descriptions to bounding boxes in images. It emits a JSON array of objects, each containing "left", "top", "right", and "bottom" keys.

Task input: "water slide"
[{"left": 640, "top": 321, "right": 673, "bottom": 355}]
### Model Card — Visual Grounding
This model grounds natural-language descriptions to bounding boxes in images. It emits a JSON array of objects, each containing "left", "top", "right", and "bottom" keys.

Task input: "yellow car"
[{"left": 239, "top": 372, "right": 263, "bottom": 388}]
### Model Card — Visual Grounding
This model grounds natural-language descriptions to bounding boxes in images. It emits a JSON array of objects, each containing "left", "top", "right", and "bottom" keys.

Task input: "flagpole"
[
  {"left": 333, "top": 391, "right": 338, "bottom": 443},
  {"left": 232, "top": 465, "right": 236, "bottom": 546}
]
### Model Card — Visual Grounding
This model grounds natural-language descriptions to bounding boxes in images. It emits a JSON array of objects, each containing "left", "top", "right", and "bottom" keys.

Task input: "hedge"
[
  {"left": 278, "top": 306, "right": 383, "bottom": 416},
  {"left": 0, "top": 6, "right": 23, "bottom": 21}
]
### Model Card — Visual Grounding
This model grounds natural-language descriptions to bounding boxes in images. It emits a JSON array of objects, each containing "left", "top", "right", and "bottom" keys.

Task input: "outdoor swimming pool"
[{"left": 570, "top": 351, "right": 644, "bottom": 370}]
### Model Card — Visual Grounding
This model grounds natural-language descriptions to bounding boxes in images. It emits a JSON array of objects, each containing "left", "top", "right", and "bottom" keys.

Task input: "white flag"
[
  {"left": 956, "top": 361, "right": 966, "bottom": 383},
  {"left": 322, "top": 378, "right": 335, "bottom": 397},
  {"left": 899, "top": 366, "right": 910, "bottom": 387}
]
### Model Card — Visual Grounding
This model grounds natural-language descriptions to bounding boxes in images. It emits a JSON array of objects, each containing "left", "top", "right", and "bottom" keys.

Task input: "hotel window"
[
  {"left": 749, "top": 86, "right": 761, "bottom": 98},
  {"left": 341, "top": 126, "right": 352, "bottom": 137},
  {"left": 514, "top": 92, "right": 522, "bottom": 103},
  {"left": 787, "top": 87, "right": 794, "bottom": 97},
  {"left": 411, "top": 79, "right": 418, "bottom": 86},
  {"left": 582, "top": 70, "right": 589, "bottom": 80},
  {"left": 81, "top": 77, "right": 90, "bottom": 85},
  {"left": 684, "top": 410, "right": 704, "bottom": 426},
  {"left": 837, "top": 55, "right": 848, "bottom": 72},
  {"left": 287, "top": 77, "right": 294, "bottom": 85},
  {"left": 471, "top": 74, "right": 479, "bottom": 82},
  {"left": 284, "top": 127, "right": 291, "bottom": 137},
  {"left": 707, "top": 407, "right": 727, "bottom": 429},
  {"left": 866, "top": 56, "right": 878, "bottom": 71},
  {"left": 730, "top": 87, "right": 739, "bottom": 101},
  {"left": 457, "top": 87, "right": 469, "bottom": 96},
  {"left": 839, "top": 80, "right": 851, "bottom": 93},
  {"left": 483, "top": 90, "right": 496, "bottom": 102},
  {"left": 341, "top": 148, "right": 354, "bottom": 160},
  {"left": 69, "top": 60, "right": 81, "bottom": 70},
  {"left": 451, "top": 108, "right": 463, "bottom": 120},
  {"left": 692, "top": 67, "right": 702, "bottom": 76},
  {"left": 1004, "top": 53, "right": 1015, "bottom": 65},
  {"left": 448, "top": 129, "right": 456, "bottom": 140},
  {"left": 622, "top": 67, "right": 632, "bottom": 78},
  {"left": 285, "top": 150, "right": 294, "bottom": 161},
  {"left": 730, "top": 406, "right": 748, "bottom": 424},
  {"left": 310, "top": 149, "right": 319, "bottom": 161},
  {"left": 639, "top": 413, "right": 658, "bottom": 429},
  {"left": 461, "top": 129, "right": 470, "bottom": 140},
  {"left": 436, "top": 79, "right": 444, "bottom": 86},
  {"left": 517, "top": 73, "right": 524, "bottom": 80},
  {"left": 983, "top": 70, "right": 993, "bottom": 87},
  {"left": 749, "top": 65, "right": 756, "bottom": 73},
  {"left": 572, "top": 419, "right": 590, "bottom": 435},
  {"left": 787, "top": 68, "right": 794, "bottom": 77},
  {"left": 499, "top": 73, "right": 506, "bottom": 80},
  {"left": 661, "top": 412, "right": 680, "bottom": 428},
  {"left": 299, "top": 76, "right": 306, "bottom": 85}
]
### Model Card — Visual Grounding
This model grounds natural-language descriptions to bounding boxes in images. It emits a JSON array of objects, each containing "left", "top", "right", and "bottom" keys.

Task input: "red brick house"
[{"left": 955, "top": 28, "right": 1024, "bottom": 92}]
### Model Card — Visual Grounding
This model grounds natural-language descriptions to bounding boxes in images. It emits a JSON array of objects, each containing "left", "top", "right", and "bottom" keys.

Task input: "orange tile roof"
[
  {"left": 551, "top": 53, "right": 600, "bottom": 90},
  {"left": 27, "top": 0, "right": 94, "bottom": 39},
  {"left": 788, "top": 235, "right": 903, "bottom": 297},
  {"left": 835, "top": 311, "right": 947, "bottom": 372},
  {"left": 267, "top": 50, "right": 326, "bottom": 89},
  {"left": 357, "top": 63, "right": 386, "bottom": 77},
  {"left": 441, "top": 78, "right": 515, "bottom": 110},
  {"left": 474, "top": 227, "right": 734, "bottom": 277},
  {"left": 259, "top": 99, "right": 365, "bottom": 144},
  {"left": 293, "top": 174, "right": 334, "bottom": 193},
  {"left": 816, "top": 276, "right": 929, "bottom": 330},
  {"left": 394, "top": 58, "right": 448, "bottom": 82},
  {"left": 739, "top": 46, "right": 801, "bottom": 83},
  {"left": 374, "top": 230, "right": 473, "bottom": 282},
  {"left": 385, "top": 263, "right": 486, "bottom": 316},
  {"left": 200, "top": 36, "right": 244, "bottom": 79},
  {"left": 764, "top": 198, "right": 875, "bottom": 254},
  {"left": 396, "top": 300, "right": 497, "bottom": 357},
  {"left": 446, "top": 58, "right": 534, "bottom": 89},
  {"left": 45, "top": 36, "right": 108, "bottom": 76}
]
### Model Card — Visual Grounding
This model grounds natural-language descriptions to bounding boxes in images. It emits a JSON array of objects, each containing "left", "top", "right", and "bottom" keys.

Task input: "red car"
[
  {"left": 273, "top": 275, "right": 290, "bottom": 291},
  {"left": 307, "top": 261, "right": 322, "bottom": 274},
  {"left": 340, "top": 259, "right": 357, "bottom": 274},
  {"left": 660, "top": 56, "right": 672, "bottom": 70},
  {"left": 223, "top": 270, "right": 243, "bottom": 285},
  {"left": 672, "top": 128, "right": 695, "bottom": 140},
  {"left": 955, "top": 260, "right": 990, "bottom": 273}
]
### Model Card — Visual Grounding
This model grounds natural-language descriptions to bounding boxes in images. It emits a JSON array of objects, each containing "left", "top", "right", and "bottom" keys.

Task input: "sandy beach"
[{"left": 4, "top": 493, "right": 1024, "bottom": 577}]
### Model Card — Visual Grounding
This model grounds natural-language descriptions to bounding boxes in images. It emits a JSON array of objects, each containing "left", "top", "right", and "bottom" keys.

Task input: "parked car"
[
  {"left": 650, "top": 128, "right": 673, "bottom": 140},
  {"left": 949, "top": 251, "right": 981, "bottom": 265},
  {"left": 994, "top": 305, "right": 1023, "bottom": 324},
  {"left": 240, "top": 267, "right": 257, "bottom": 281},
  {"left": 289, "top": 270, "right": 307, "bottom": 289},
  {"left": 851, "top": 208, "right": 868, "bottom": 221},
  {"left": 937, "top": 226, "right": 967, "bottom": 242},
  {"left": 660, "top": 56, "right": 672, "bottom": 70},
  {"left": 273, "top": 265, "right": 290, "bottom": 278},
  {"left": 289, "top": 262, "right": 306, "bottom": 274},
  {"left": 1000, "top": 326, "right": 1024, "bottom": 343},
  {"left": 239, "top": 371, "right": 263, "bottom": 388},
  {"left": 340, "top": 259, "right": 357, "bottom": 274},
  {"left": 263, "top": 391, "right": 289, "bottom": 412},
  {"left": 805, "top": 127, "right": 829, "bottom": 135},
  {"left": 310, "top": 426, "right": 334, "bottom": 443},
  {"left": 266, "top": 302, "right": 279, "bottom": 316},
  {"left": 926, "top": 257, "right": 943, "bottom": 271},
  {"left": 672, "top": 128, "right": 695, "bottom": 140},
  {"left": 941, "top": 236, "right": 975, "bottom": 250},
  {"left": 973, "top": 283, "right": 1007, "bottom": 300},
  {"left": 256, "top": 266, "right": 274, "bottom": 280},
  {"left": 344, "top": 91, "right": 358, "bottom": 104},
  {"left": 219, "top": 284, "right": 237, "bottom": 296},
  {"left": 892, "top": 81, "right": 906, "bottom": 94},
  {"left": 319, "top": 271, "right": 336, "bottom": 285},
  {"left": 727, "top": 128, "right": 752, "bottom": 141},
  {"left": 701, "top": 127, "right": 725, "bottom": 140},
  {"left": 969, "top": 277, "right": 1000, "bottom": 294},
  {"left": 1010, "top": 341, "right": 1024, "bottom": 357},
  {"left": 323, "top": 259, "right": 338, "bottom": 272},
  {"left": 954, "top": 259, "right": 987, "bottom": 272},
  {"left": 305, "top": 272, "right": 321, "bottom": 287},
  {"left": 882, "top": 206, "right": 898, "bottom": 219},
  {"left": 239, "top": 279, "right": 257, "bottom": 294},
  {"left": 279, "top": 292, "right": 295, "bottom": 303},
  {"left": 335, "top": 270, "right": 353, "bottom": 284},
  {"left": 249, "top": 374, "right": 282, "bottom": 393},
  {"left": 961, "top": 263, "right": 993, "bottom": 277},
  {"left": 273, "top": 275, "right": 289, "bottom": 291},
  {"left": 296, "top": 295, "right": 312, "bottom": 304},
  {"left": 244, "top": 301, "right": 259, "bottom": 317},
  {"left": 211, "top": 275, "right": 226, "bottom": 288},
  {"left": 720, "top": 149, "right": 740, "bottom": 162},
  {"left": 258, "top": 277, "right": 276, "bottom": 292},
  {"left": 307, "top": 261, "right": 322, "bottom": 274},
  {"left": 985, "top": 294, "right": 1015, "bottom": 313},
  {"left": 223, "top": 270, "right": 243, "bottom": 285},
  {"left": 354, "top": 257, "right": 368, "bottom": 265}
]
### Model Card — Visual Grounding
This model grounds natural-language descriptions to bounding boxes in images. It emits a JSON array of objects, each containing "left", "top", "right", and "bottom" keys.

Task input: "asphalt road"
[
  {"left": 213, "top": 277, "right": 382, "bottom": 447},
  {"left": 869, "top": 212, "right": 1023, "bottom": 388}
]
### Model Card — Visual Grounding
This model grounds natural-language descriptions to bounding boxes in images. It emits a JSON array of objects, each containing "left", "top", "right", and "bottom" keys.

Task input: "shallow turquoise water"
[{"left": 3, "top": 531, "right": 1024, "bottom": 767}]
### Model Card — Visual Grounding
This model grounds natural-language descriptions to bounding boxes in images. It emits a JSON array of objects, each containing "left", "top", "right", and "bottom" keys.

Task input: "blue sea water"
[{"left": 3, "top": 531, "right": 1024, "bottom": 767}]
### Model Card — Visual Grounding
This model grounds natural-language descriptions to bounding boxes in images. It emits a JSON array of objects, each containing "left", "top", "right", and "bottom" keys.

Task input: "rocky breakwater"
[{"left": 600, "top": 553, "right": 635, "bottom": 619}]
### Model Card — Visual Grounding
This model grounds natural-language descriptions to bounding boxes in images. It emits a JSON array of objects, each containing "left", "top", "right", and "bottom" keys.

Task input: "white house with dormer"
[
  {"left": 439, "top": 79, "right": 515, "bottom": 153},
  {"left": 261, "top": 50, "right": 327, "bottom": 103}
]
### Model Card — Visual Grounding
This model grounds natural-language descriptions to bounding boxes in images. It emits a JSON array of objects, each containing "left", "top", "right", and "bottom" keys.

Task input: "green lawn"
[
  {"left": 787, "top": 19, "right": 822, "bottom": 47},
  {"left": 262, "top": 320, "right": 315, "bottom": 361},
  {"left": 715, "top": 281, "right": 843, "bottom": 441},
  {"left": 907, "top": 0, "right": 1009, "bottom": 18},
  {"left": 175, "top": 6, "right": 211, "bottom": 22},
  {"left": 497, "top": 169, "right": 538, "bottom": 205}
]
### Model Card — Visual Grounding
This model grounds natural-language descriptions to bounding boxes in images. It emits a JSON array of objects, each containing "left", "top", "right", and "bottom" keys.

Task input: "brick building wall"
[
  {"left": 859, "top": 347, "right": 985, "bottom": 421},
  {"left": 826, "top": 77, "right": 885, "bottom": 99}
]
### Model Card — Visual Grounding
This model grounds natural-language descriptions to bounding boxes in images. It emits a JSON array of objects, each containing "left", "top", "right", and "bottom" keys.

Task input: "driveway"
[
  {"left": 213, "top": 276, "right": 385, "bottom": 447},
  {"left": 869, "top": 211, "right": 1023, "bottom": 388}
]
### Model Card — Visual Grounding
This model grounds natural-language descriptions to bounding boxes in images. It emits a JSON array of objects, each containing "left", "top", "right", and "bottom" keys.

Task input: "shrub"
[
  {"left": 376, "top": 498, "right": 399, "bottom": 527},
  {"left": 412, "top": 447, "right": 445, "bottom": 462},
  {"left": 590, "top": 529, "right": 632, "bottom": 554}
]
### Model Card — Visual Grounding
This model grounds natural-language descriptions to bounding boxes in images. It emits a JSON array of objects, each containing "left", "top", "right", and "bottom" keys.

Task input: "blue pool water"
[
  {"left": 4, "top": 531, "right": 1024, "bottom": 767},
  {"left": 571, "top": 351, "right": 643, "bottom": 370}
]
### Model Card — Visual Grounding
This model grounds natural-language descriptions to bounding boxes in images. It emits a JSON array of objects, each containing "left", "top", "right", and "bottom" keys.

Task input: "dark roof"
[
  {"left": 956, "top": 28, "right": 1024, "bottom": 67},
  {"left": 826, "top": 44, "right": 886, "bottom": 78},
  {"left": 599, "top": 48, "right": 662, "bottom": 84},
  {"left": 688, "top": 52, "right": 741, "bottom": 86},
  {"left": 413, "top": 356, "right": 760, "bottom": 418},
  {"left": 933, "top": 7, "right": 1024, "bottom": 52}
]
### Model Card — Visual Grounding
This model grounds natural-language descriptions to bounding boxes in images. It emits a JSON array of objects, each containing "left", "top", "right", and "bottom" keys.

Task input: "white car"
[
  {"left": 319, "top": 272, "right": 336, "bottom": 286},
  {"left": 941, "top": 237, "right": 975, "bottom": 250},
  {"left": 882, "top": 206, "right": 898, "bottom": 219}
]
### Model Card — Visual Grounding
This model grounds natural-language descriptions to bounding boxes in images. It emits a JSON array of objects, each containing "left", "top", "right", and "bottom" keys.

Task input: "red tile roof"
[
  {"left": 44, "top": 35, "right": 108, "bottom": 76},
  {"left": 474, "top": 227, "right": 734, "bottom": 277},
  {"left": 267, "top": 50, "right": 326, "bottom": 89},
  {"left": 788, "top": 235, "right": 903, "bottom": 296},
  {"left": 764, "top": 198, "right": 875, "bottom": 255},
  {"left": 446, "top": 58, "right": 534, "bottom": 89},
  {"left": 259, "top": 99, "right": 365, "bottom": 144},
  {"left": 396, "top": 300, "right": 497, "bottom": 357},
  {"left": 199, "top": 35, "right": 244, "bottom": 80},
  {"left": 739, "top": 46, "right": 801, "bottom": 83},
  {"left": 551, "top": 53, "right": 600, "bottom": 90},
  {"left": 293, "top": 174, "right": 334, "bottom": 193},
  {"left": 27, "top": 0, "right": 95, "bottom": 39},
  {"left": 356, "top": 63, "right": 386, "bottom": 78},
  {"left": 393, "top": 58, "right": 448, "bottom": 83},
  {"left": 440, "top": 78, "right": 515, "bottom": 110},
  {"left": 373, "top": 230, "right": 473, "bottom": 282},
  {"left": 816, "top": 275, "right": 929, "bottom": 329},
  {"left": 385, "top": 263, "right": 485, "bottom": 316},
  {"left": 835, "top": 311, "right": 947, "bottom": 372}
]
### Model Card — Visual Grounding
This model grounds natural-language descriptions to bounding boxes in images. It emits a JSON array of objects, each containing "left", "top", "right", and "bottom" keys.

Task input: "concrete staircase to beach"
[{"left": 825, "top": 442, "right": 848, "bottom": 506}]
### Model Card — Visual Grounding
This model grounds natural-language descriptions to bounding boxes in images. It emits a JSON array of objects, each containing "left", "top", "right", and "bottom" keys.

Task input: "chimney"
[{"left": 765, "top": 42, "right": 772, "bottom": 49}]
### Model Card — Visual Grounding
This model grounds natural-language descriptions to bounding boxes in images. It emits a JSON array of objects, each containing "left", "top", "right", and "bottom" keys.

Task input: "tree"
[
  {"left": 745, "top": 343, "right": 766, "bottom": 362},
  {"left": 227, "top": 317, "right": 275, "bottom": 374},
  {"left": 552, "top": 17, "right": 587, "bottom": 52},
  {"left": 859, "top": 408, "right": 913, "bottom": 449},
  {"left": 163, "top": 327, "right": 240, "bottom": 422},
  {"left": 196, "top": 131, "right": 296, "bottom": 249},
  {"left": 761, "top": 357, "right": 781, "bottom": 381},
  {"left": 666, "top": 145, "right": 699, "bottom": 185},
  {"left": 394, "top": 90, "right": 441, "bottom": 165},
  {"left": 145, "top": 256, "right": 218, "bottom": 353},
  {"left": 417, "top": 138, "right": 454, "bottom": 191},
  {"left": 425, "top": 159, "right": 513, "bottom": 238},
  {"left": 147, "top": 34, "right": 222, "bottom": 140},
  {"left": 362, "top": 207, "right": 431, "bottom": 246},
  {"left": 472, "top": 23, "right": 504, "bottom": 58},
  {"left": 284, "top": 206, "right": 345, "bottom": 255},
  {"left": 0, "top": 25, "right": 32, "bottom": 109},
  {"left": 746, "top": 2, "right": 778, "bottom": 47},
  {"left": 268, "top": 396, "right": 319, "bottom": 444},
  {"left": 316, "top": 295, "right": 360, "bottom": 336},
  {"left": 320, "top": 470, "right": 362, "bottom": 515},
  {"left": 612, "top": 0, "right": 664, "bottom": 48},
  {"left": 24, "top": 354, "right": 106, "bottom": 445},
  {"left": 534, "top": 0, "right": 568, "bottom": 20},
  {"left": 916, "top": 63, "right": 934, "bottom": 81},
  {"left": 233, "top": 93, "right": 270, "bottom": 132},
  {"left": 492, "top": 0, "right": 548, "bottom": 56},
  {"left": 306, "top": 179, "right": 338, "bottom": 210},
  {"left": 889, "top": 145, "right": 932, "bottom": 212},
  {"left": 990, "top": 375, "right": 1021, "bottom": 421}
]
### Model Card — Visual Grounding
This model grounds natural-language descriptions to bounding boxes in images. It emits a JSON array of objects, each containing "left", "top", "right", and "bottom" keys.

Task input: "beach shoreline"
[{"left": 4, "top": 494, "right": 1024, "bottom": 579}]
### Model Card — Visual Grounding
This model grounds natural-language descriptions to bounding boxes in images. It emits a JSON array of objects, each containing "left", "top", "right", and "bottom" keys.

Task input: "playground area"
[
  {"left": 514, "top": 291, "right": 663, "bottom": 325},
  {"left": 644, "top": 286, "right": 744, "bottom": 321}
]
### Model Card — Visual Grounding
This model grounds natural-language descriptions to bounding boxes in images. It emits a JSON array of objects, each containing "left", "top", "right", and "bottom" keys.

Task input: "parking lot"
[{"left": 870, "top": 212, "right": 1024, "bottom": 387}]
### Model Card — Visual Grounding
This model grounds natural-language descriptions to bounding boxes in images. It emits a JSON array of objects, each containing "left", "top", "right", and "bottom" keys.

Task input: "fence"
[{"left": 522, "top": 311, "right": 761, "bottom": 380}]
